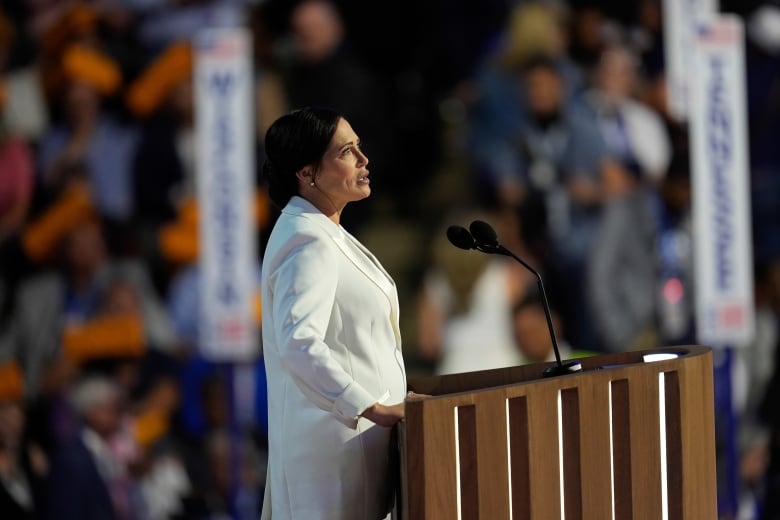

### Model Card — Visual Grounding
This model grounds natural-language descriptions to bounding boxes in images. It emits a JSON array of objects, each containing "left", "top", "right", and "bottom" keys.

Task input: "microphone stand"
[
  {"left": 474, "top": 243, "right": 582, "bottom": 377},
  {"left": 447, "top": 222, "right": 582, "bottom": 377}
]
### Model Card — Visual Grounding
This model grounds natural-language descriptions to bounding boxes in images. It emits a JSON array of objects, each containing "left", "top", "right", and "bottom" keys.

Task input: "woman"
[{"left": 260, "top": 107, "right": 408, "bottom": 519}]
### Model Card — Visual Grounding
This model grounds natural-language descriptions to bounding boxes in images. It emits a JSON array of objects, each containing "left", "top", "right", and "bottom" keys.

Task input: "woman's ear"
[{"left": 295, "top": 167, "right": 313, "bottom": 184}]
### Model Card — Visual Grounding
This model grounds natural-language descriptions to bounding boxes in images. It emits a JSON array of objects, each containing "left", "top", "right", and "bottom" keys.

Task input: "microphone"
[
  {"left": 468, "top": 220, "right": 499, "bottom": 248},
  {"left": 449, "top": 220, "right": 582, "bottom": 377},
  {"left": 446, "top": 225, "right": 477, "bottom": 251},
  {"left": 446, "top": 224, "right": 500, "bottom": 255}
]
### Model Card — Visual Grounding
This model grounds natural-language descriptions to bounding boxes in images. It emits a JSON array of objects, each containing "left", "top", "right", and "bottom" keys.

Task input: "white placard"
[
  {"left": 195, "top": 28, "right": 257, "bottom": 361},
  {"left": 690, "top": 15, "right": 754, "bottom": 348},
  {"left": 663, "top": 0, "right": 718, "bottom": 120}
]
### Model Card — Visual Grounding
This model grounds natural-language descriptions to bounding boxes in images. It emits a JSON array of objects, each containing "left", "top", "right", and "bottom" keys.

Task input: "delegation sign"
[
  {"left": 690, "top": 15, "right": 754, "bottom": 348},
  {"left": 195, "top": 28, "right": 258, "bottom": 360},
  {"left": 662, "top": 0, "right": 717, "bottom": 120}
]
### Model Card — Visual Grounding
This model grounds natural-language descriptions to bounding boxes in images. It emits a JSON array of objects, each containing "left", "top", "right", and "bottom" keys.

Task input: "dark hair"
[{"left": 262, "top": 106, "right": 342, "bottom": 207}]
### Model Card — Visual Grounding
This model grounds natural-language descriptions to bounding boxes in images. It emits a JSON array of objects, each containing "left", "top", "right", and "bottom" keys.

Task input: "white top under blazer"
[{"left": 260, "top": 196, "right": 407, "bottom": 520}]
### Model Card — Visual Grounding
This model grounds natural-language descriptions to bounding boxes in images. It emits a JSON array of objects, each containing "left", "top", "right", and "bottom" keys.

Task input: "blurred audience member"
[
  {"left": 743, "top": 3, "right": 780, "bottom": 276},
  {"left": 587, "top": 151, "right": 694, "bottom": 353},
  {"left": 201, "top": 428, "right": 262, "bottom": 520},
  {"left": 468, "top": 52, "right": 608, "bottom": 242},
  {"left": 0, "top": 360, "right": 46, "bottom": 519},
  {"left": 250, "top": 4, "right": 288, "bottom": 149},
  {"left": 136, "top": 436, "right": 191, "bottom": 520},
  {"left": 484, "top": 1, "right": 583, "bottom": 101},
  {"left": 0, "top": 95, "right": 35, "bottom": 320},
  {"left": 173, "top": 370, "right": 264, "bottom": 519},
  {"left": 280, "top": 0, "right": 391, "bottom": 229},
  {"left": 510, "top": 285, "right": 593, "bottom": 365},
  {"left": 284, "top": 0, "right": 374, "bottom": 117},
  {"left": 416, "top": 212, "right": 530, "bottom": 374},
  {"left": 733, "top": 255, "right": 780, "bottom": 518},
  {"left": 129, "top": 42, "right": 195, "bottom": 229},
  {"left": 468, "top": 2, "right": 584, "bottom": 202},
  {"left": 37, "top": 44, "right": 138, "bottom": 225},
  {"left": 0, "top": 9, "right": 49, "bottom": 141},
  {"left": 128, "top": 41, "right": 196, "bottom": 290},
  {"left": 0, "top": 13, "right": 35, "bottom": 242},
  {"left": 5, "top": 189, "right": 177, "bottom": 396},
  {"left": 46, "top": 376, "right": 138, "bottom": 520},
  {"left": 130, "top": 353, "right": 192, "bottom": 520},
  {"left": 579, "top": 44, "right": 671, "bottom": 190},
  {"left": 21, "top": 357, "right": 81, "bottom": 474},
  {"left": 567, "top": 5, "right": 622, "bottom": 73},
  {"left": 753, "top": 255, "right": 780, "bottom": 519},
  {"left": 511, "top": 286, "right": 568, "bottom": 365},
  {"left": 473, "top": 53, "right": 608, "bottom": 351}
]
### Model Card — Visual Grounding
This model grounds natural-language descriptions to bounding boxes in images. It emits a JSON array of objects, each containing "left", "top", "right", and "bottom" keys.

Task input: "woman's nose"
[{"left": 357, "top": 148, "right": 369, "bottom": 167}]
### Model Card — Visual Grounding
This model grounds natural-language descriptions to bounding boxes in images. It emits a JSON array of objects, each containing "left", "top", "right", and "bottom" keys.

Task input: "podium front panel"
[{"left": 399, "top": 346, "right": 716, "bottom": 520}]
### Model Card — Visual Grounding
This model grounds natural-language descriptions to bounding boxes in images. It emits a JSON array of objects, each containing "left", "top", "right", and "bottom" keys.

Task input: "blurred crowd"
[{"left": 0, "top": 0, "right": 779, "bottom": 518}]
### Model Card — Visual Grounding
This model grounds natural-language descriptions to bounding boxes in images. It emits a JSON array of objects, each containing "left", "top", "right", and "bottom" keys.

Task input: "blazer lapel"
[
  {"left": 282, "top": 197, "right": 403, "bottom": 346},
  {"left": 331, "top": 231, "right": 403, "bottom": 347}
]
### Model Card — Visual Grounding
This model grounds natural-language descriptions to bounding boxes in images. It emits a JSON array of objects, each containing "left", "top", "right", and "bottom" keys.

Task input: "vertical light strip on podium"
[
  {"left": 608, "top": 383, "right": 616, "bottom": 520},
  {"left": 557, "top": 392, "right": 565, "bottom": 519},
  {"left": 505, "top": 399, "right": 513, "bottom": 520},
  {"left": 453, "top": 407, "right": 462, "bottom": 520},
  {"left": 663, "top": 371, "right": 684, "bottom": 520},
  {"left": 659, "top": 373, "right": 669, "bottom": 520}
]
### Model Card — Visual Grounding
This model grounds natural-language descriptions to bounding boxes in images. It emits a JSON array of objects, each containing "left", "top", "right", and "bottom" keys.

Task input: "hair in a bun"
[
  {"left": 263, "top": 107, "right": 342, "bottom": 207},
  {"left": 261, "top": 158, "right": 292, "bottom": 210}
]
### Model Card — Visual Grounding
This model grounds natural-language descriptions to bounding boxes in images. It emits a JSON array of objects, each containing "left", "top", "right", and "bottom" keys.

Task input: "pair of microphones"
[{"left": 446, "top": 221, "right": 582, "bottom": 377}]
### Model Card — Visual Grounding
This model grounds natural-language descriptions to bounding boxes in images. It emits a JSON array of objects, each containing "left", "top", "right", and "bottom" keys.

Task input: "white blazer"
[{"left": 261, "top": 196, "right": 407, "bottom": 520}]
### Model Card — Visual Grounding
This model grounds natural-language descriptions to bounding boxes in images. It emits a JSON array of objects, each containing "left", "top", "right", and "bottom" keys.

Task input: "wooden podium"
[{"left": 397, "top": 346, "right": 716, "bottom": 519}]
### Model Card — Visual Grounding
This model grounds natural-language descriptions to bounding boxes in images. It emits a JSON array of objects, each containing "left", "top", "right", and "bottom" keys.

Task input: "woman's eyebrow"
[{"left": 336, "top": 138, "right": 360, "bottom": 150}]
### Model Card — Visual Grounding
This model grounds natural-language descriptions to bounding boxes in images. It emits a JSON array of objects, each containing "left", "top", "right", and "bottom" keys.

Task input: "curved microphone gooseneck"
[{"left": 446, "top": 221, "right": 582, "bottom": 377}]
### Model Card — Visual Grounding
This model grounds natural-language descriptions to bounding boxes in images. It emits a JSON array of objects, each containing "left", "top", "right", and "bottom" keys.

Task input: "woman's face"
[
  {"left": 308, "top": 118, "right": 370, "bottom": 208},
  {"left": 524, "top": 67, "right": 563, "bottom": 117}
]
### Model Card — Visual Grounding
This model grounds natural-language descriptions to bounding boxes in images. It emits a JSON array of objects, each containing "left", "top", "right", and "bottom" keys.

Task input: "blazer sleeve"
[{"left": 269, "top": 233, "right": 377, "bottom": 428}]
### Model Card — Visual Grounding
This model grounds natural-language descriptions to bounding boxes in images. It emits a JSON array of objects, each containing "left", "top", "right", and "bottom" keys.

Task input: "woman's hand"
[
  {"left": 361, "top": 402, "right": 405, "bottom": 427},
  {"left": 361, "top": 393, "right": 431, "bottom": 427}
]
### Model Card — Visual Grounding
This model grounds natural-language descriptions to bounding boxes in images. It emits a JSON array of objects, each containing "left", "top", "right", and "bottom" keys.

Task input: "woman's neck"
[{"left": 302, "top": 193, "right": 344, "bottom": 225}]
